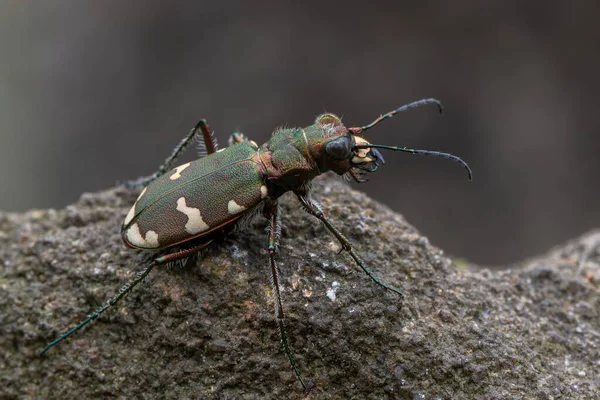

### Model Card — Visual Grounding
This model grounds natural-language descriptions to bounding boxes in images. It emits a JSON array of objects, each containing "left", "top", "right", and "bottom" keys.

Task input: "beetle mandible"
[{"left": 41, "top": 98, "right": 472, "bottom": 390}]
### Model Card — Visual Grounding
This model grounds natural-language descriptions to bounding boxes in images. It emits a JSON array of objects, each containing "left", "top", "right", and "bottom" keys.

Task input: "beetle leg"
[
  {"left": 228, "top": 132, "right": 247, "bottom": 146},
  {"left": 264, "top": 200, "right": 306, "bottom": 390},
  {"left": 40, "top": 240, "right": 213, "bottom": 356},
  {"left": 296, "top": 194, "right": 403, "bottom": 296},
  {"left": 195, "top": 120, "right": 219, "bottom": 157},
  {"left": 122, "top": 119, "right": 217, "bottom": 188}
]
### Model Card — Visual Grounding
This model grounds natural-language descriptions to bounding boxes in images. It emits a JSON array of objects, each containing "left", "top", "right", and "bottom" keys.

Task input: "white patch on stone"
[
  {"left": 126, "top": 223, "right": 160, "bottom": 248},
  {"left": 326, "top": 281, "right": 340, "bottom": 301},
  {"left": 169, "top": 162, "right": 191, "bottom": 180},
  {"left": 227, "top": 199, "right": 247, "bottom": 214},
  {"left": 176, "top": 197, "right": 209, "bottom": 234},
  {"left": 260, "top": 185, "right": 268, "bottom": 199}
]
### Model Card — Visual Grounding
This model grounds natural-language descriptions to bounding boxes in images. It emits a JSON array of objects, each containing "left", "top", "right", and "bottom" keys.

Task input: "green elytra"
[{"left": 40, "top": 99, "right": 472, "bottom": 391}]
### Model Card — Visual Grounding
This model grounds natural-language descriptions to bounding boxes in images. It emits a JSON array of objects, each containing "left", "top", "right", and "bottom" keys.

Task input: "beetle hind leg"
[
  {"left": 122, "top": 119, "right": 217, "bottom": 188},
  {"left": 40, "top": 240, "right": 213, "bottom": 356},
  {"left": 264, "top": 200, "right": 307, "bottom": 390},
  {"left": 296, "top": 193, "right": 404, "bottom": 296}
]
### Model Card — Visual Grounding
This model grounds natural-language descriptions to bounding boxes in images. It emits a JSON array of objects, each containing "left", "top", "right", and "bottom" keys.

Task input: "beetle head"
[
  {"left": 314, "top": 99, "right": 473, "bottom": 183},
  {"left": 311, "top": 113, "right": 383, "bottom": 179}
]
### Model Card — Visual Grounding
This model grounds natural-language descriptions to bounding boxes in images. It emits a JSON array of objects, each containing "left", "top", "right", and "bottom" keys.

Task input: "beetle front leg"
[
  {"left": 296, "top": 194, "right": 404, "bottom": 296},
  {"left": 123, "top": 119, "right": 217, "bottom": 188},
  {"left": 264, "top": 200, "right": 307, "bottom": 390}
]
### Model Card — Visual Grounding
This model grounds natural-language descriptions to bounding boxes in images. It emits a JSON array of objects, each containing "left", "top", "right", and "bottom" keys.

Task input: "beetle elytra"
[{"left": 41, "top": 99, "right": 472, "bottom": 390}]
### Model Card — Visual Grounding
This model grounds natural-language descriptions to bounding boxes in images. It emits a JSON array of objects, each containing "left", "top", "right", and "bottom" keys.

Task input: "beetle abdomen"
[{"left": 122, "top": 142, "right": 268, "bottom": 249}]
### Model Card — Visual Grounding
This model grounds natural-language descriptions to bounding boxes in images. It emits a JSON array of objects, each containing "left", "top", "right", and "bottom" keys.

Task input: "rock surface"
[{"left": 1, "top": 175, "right": 598, "bottom": 399}]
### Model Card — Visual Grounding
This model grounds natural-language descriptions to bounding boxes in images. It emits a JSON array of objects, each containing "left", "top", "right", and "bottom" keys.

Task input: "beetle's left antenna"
[{"left": 349, "top": 98, "right": 443, "bottom": 134}]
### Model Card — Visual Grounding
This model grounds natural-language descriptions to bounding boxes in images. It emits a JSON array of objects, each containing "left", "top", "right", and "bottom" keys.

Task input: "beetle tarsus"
[{"left": 296, "top": 193, "right": 404, "bottom": 296}]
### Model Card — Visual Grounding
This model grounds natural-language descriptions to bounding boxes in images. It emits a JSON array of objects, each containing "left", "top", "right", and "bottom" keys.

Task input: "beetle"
[{"left": 41, "top": 98, "right": 472, "bottom": 390}]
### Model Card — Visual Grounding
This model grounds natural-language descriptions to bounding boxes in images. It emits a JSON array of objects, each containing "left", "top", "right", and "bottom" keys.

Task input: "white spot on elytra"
[
  {"left": 228, "top": 199, "right": 246, "bottom": 214},
  {"left": 249, "top": 140, "right": 258, "bottom": 147},
  {"left": 124, "top": 187, "right": 147, "bottom": 225},
  {"left": 260, "top": 185, "right": 268, "bottom": 199},
  {"left": 126, "top": 223, "right": 160, "bottom": 248},
  {"left": 327, "top": 281, "right": 340, "bottom": 301},
  {"left": 137, "top": 187, "right": 148, "bottom": 201},
  {"left": 176, "top": 197, "right": 209, "bottom": 234},
  {"left": 169, "top": 162, "right": 191, "bottom": 180},
  {"left": 124, "top": 204, "right": 136, "bottom": 225},
  {"left": 216, "top": 148, "right": 226, "bottom": 153}
]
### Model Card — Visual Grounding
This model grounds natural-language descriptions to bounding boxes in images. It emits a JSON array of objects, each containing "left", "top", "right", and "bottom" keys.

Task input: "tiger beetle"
[{"left": 41, "top": 98, "right": 472, "bottom": 390}]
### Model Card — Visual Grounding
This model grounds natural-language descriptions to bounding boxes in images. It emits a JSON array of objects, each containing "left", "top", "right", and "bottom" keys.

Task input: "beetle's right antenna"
[
  {"left": 354, "top": 143, "right": 472, "bottom": 181},
  {"left": 349, "top": 98, "right": 443, "bottom": 134}
]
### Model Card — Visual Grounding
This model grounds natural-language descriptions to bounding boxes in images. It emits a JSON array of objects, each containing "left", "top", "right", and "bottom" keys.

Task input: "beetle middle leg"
[
  {"left": 296, "top": 193, "right": 404, "bottom": 296},
  {"left": 123, "top": 119, "right": 217, "bottom": 188},
  {"left": 228, "top": 132, "right": 247, "bottom": 146},
  {"left": 264, "top": 199, "right": 307, "bottom": 390},
  {"left": 40, "top": 240, "right": 213, "bottom": 356}
]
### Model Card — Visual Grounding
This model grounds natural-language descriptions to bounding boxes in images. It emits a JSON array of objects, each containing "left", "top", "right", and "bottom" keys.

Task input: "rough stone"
[{"left": 1, "top": 175, "right": 598, "bottom": 399}]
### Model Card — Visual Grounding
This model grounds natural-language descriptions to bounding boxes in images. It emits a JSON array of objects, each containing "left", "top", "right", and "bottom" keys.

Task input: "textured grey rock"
[{"left": 1, "top": 175, "right": 598, "bottom": 399}]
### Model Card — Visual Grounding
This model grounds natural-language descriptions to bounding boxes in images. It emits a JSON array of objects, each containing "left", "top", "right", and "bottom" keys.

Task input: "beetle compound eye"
[
  {"left": 325, "top": 135, "right": 352, "bottom": 160},
  {"left": 315, "top": 113, "right": 341, "bottom": 125}
]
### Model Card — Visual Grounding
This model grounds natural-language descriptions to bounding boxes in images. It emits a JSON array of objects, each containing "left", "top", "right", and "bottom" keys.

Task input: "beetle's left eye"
[{"left": 325, "top": 135, "right": 352, "bottom": 160}]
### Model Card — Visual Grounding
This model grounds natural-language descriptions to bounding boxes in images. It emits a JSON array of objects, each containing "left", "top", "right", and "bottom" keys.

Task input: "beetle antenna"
[
  {"left": 349, "top": 98, "right": 443, "bottom": 134},
  {"left": 354, "top": 144, "right": 472, "bottom": 180}
]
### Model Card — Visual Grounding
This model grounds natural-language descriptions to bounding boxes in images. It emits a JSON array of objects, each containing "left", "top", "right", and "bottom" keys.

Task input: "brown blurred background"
[{"left": 1, "top": 1, "right": 599, "bottom": 266}]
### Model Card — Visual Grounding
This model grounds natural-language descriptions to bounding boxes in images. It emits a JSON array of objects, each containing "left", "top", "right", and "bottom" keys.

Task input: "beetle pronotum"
[{"left": 41, "top": 99, "right": 472, "bottom": 390}]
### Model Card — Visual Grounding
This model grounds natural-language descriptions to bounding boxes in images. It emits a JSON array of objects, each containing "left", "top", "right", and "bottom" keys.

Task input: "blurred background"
[{"left": 1, "top": 1, "right": 598, "bottom": 266}]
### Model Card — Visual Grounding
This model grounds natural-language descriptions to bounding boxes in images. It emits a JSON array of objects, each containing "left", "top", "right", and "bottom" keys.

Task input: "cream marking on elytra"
[
  {"left": 169, "top": 162, "right": 191, "bottom": 181},
  {"left": 137, "top": 187, "right": 148, "bottom": 201},
  {"left": 126, "top": 223, "right": 160, "bottom": 248},
  {"left": 216, "top": 148, "right": 226, "bottom": 153},
  {"left": 124, "top": 205, "right": 136, "bottom": 226},
  {"left": 124, "top": 187, "right": 148, "bottom": 225},
  {"left": 176, "top": 197, "right": 209, "bottom": 234},
  {"left": 249, "top": 140, "right": 258, "bottom": 147},
  {"left": 260, "top": 185, "right": 268, "bottom": 199},
  {"left": 227, "top": 200, "right": 247, "bottom": 214}
]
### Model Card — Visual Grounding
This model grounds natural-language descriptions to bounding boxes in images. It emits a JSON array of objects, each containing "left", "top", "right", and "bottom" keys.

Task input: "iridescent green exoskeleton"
[{"left": 41, "top": 98, "right": 472, "bottom": 391}]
